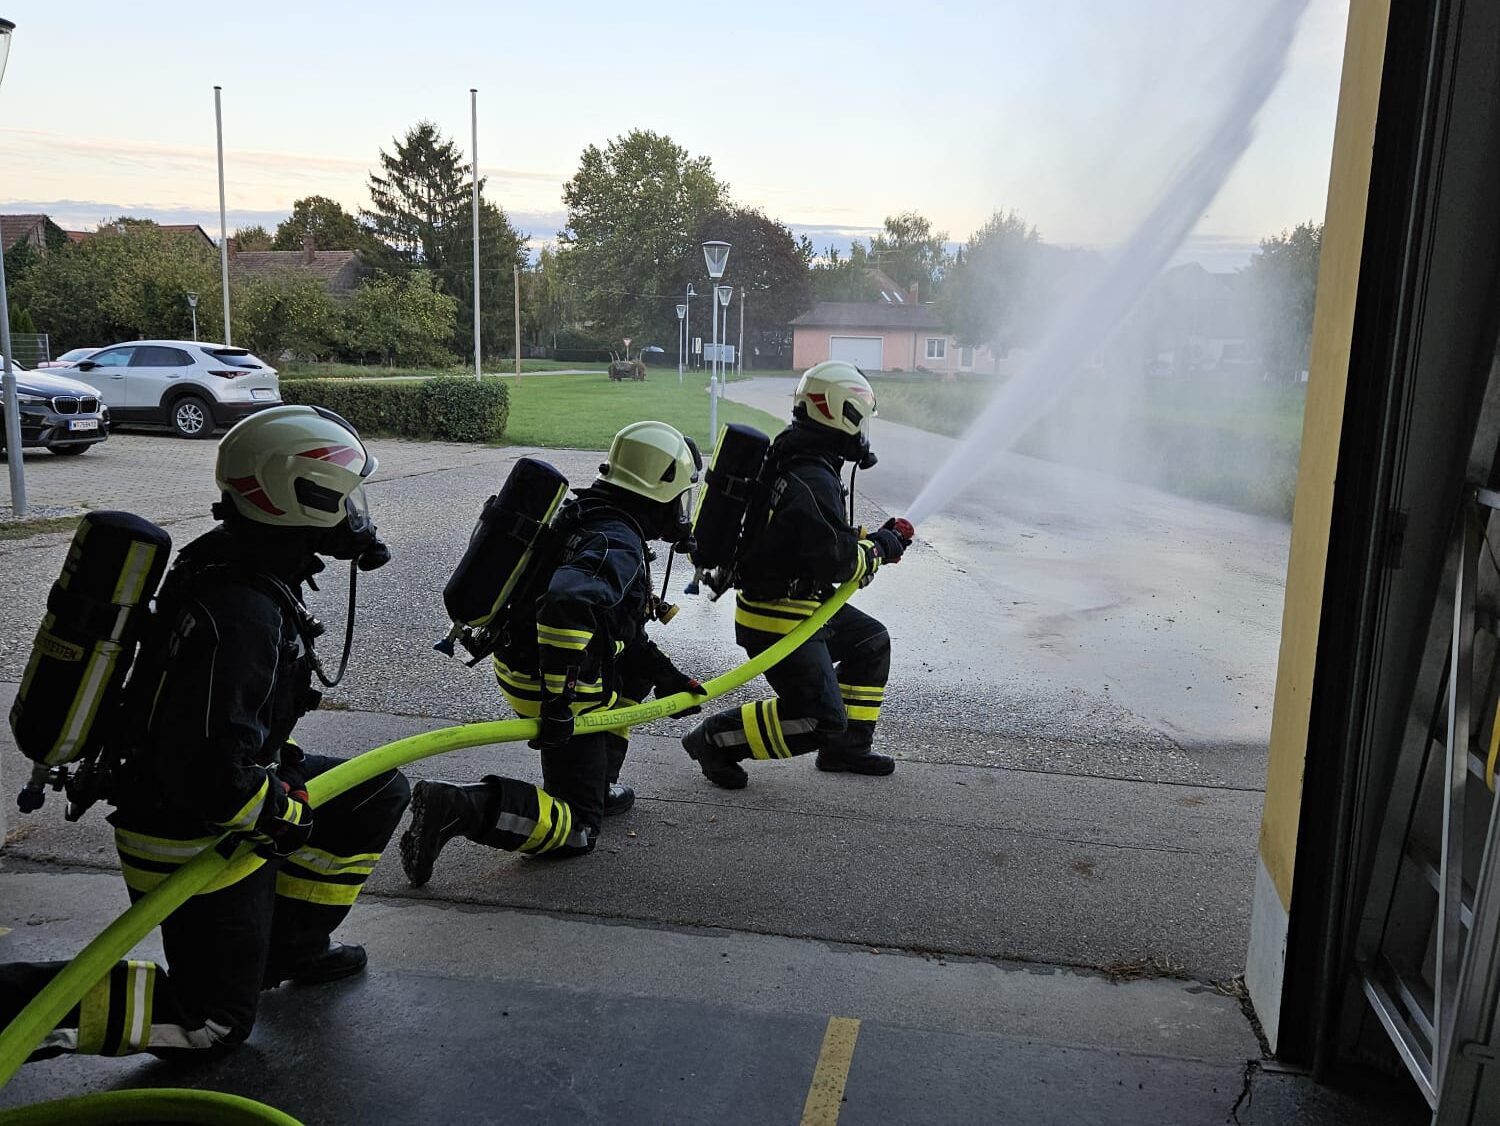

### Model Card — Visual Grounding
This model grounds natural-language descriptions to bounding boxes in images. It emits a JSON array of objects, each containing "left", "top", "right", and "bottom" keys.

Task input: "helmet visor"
[{"left": 345, "top": 484, "right": 373, "bottom": 535}]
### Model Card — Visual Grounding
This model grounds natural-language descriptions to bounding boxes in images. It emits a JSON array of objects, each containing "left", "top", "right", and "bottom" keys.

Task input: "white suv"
[{"left": 69, "top": 340, "right": 281, "bottom": 438}]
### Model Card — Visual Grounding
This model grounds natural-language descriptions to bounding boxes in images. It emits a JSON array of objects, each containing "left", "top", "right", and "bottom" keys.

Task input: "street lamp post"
[
  {"left": 684, "top": 283, "right": 696, "bottom": 376},
  {"left": 186, "top": 291, "right": 199, "bottom": 342},
  {"left": 0, "top": 18, "right": 25, "bottom": 520},
  {"left": 676, "top": 304, "right": 687, "bottom": 385},
  {"left": 701, "top": 241, "right": 730, "bottom": 440},
  {"left": 717, "top": 283, "right": 733, "bottom": 395}
]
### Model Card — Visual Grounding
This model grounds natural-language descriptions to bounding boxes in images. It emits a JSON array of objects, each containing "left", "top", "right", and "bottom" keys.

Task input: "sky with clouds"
[{"left": 1, "top": 0, "right": 1348, "bottom": 270}]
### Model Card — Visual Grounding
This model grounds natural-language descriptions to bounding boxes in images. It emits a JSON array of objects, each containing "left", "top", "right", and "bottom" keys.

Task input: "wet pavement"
[{"left": 0, "top": 417, "right": 1358, "bottom": 1123}]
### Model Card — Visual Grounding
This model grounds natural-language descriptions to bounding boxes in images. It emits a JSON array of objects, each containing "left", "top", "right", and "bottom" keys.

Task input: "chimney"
[
  {"left": 225, "top": 236, "right": 237, "bottom": 260},
  {"left": 303, "top": 233, "right": 316, "bottom": 265},
  {"left": 911, "top": 281, "right": 919, "bottom": 305}
]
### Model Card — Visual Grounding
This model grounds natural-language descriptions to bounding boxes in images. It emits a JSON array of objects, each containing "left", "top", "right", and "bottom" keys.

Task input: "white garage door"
[{"left": 829, "top": 336, "right": 884, "bottom": 371}]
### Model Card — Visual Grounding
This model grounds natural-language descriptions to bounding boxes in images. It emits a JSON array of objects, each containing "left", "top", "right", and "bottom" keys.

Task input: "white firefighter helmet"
[
  {"left": 215, "top": 404, "right": 376, "bottom": 530},
  {"left": 597, "top": 420, "right": 700, "bottom": 505},
  {"left": 794, "top": 361, "right": 877, "bottom": 439}
]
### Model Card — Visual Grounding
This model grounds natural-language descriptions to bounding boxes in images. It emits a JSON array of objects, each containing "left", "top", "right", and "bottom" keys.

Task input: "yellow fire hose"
[{"left": 0, "top": 581, "right": 857, "bottom": 1125}]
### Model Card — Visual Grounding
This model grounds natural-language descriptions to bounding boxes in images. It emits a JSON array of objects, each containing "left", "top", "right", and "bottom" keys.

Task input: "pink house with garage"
[{"left": 789, "top": 300, "right": 999, "bottom": 374}]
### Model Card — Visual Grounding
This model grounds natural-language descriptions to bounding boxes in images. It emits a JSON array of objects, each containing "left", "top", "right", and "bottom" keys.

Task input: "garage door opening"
[{"left": 829, "top": 336, "right": 884, "bottom": 372}]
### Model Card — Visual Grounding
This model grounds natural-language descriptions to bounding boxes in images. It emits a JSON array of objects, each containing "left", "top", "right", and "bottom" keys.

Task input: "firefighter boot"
[
  {"left": 264, "top": 942, "right": 368, "bottom": 989},
  {"left": 815, "top": 750, "right": 896, "bottom": 776},
  {"left": 604, "top": 783, "right": 635, "bottom": 816},
  {"left": 682, "top": 725, "right": 749, "bottom": 790},
  {"left": 400, "top": 780, "right": 495, "bottom": 887}
]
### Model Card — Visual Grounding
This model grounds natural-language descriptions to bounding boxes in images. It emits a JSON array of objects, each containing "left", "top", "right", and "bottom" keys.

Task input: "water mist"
[{"left": 907, "top": 0, "right": 1308, "bottom": 526}]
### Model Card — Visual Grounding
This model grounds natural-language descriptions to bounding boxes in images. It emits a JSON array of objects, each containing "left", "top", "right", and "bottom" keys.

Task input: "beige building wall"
[{"left": 1246, "top": 0, "right": 1391, "bottom": 1053}]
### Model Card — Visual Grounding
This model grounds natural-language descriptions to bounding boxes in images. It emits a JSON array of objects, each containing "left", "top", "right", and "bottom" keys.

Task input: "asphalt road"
[
  {"left": 0, "top": 423, "right": 1424, "bottom": 1125},
  {"left": 0, "top": 416, "right": 1289, "bottom": 982}
]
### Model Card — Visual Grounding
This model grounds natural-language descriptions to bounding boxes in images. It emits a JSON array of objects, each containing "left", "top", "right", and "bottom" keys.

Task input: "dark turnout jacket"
[
  {"left": 493, "top": 490, "right": 679, "bottom": 716},
  {"left": 114, "top": 529, "right": 318, "bottom": 835},
  {"left": 737, "top": 426, "right": 872, "bottom": 600}
]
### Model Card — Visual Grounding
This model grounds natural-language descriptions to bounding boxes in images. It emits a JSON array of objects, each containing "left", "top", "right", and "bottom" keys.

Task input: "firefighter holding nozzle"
[
  {"left": 682, "top": 361, "right": 915, "bottom": 787},
  {"left": 0, "top": 405, "right": 411, "bottom": 1059},
  {"left": 401, "top": 421, "right": 709, "bottom": 883}
]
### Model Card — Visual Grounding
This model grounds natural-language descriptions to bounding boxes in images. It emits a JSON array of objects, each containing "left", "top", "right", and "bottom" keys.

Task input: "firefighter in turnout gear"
[
  {"left": 400, "top": 421, "right": 707, "bottom": 885},
  {"left": 0, "top": 405, "right": 411, "bottom": 1060},
  {"left": 682, "top": 362, "right": 915, "bottom": 788}
]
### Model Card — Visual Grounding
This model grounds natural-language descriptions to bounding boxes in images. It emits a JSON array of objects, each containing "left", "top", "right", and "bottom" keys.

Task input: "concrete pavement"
[
  {"left": 0, "top": 426, "right": 1408, "bottom": 1124},
  {"left": 0, "top": 867, "right": 1423, "bottom": 1125}
]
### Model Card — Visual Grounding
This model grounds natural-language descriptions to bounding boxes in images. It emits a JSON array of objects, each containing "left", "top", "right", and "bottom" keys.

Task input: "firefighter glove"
[
  {"left": 253, "top": 783, "right": 314, "bottom": 858},
  {"left": 883, "top": 516, "right": 915, "bottom": 547},
  {"left": 654, "top": 667, "right": 710, "bottom": 717},
  {"left": 529, "top": 697, "right": 576, "bottom": 750},
  {"left": 276, "top": 744, "right": 307, "bottom": 795},
  {"left": 870, "top": 526, "right": 907, "bottom": 564}
]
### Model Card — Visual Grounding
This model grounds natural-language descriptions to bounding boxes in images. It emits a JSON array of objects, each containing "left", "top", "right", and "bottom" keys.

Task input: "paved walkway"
[{"left": 0, "top": 430, "right": 1424, "bottom": 1123}]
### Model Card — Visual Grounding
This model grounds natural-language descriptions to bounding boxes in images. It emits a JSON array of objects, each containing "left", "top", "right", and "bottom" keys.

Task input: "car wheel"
[
  {"left": 169, "top": 394, "right": 215, "bottom": 439},
  {"left": 49, "top": 445, "right": 90, "bottom": 456}
]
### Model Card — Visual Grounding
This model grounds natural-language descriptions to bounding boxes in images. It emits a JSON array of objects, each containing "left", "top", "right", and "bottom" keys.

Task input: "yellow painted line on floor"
[{"left": 800, "top": 1015, "right": 861, "bottom": 1126}]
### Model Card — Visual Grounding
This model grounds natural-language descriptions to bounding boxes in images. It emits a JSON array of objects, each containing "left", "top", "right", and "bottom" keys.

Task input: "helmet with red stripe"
[
  {"left": 793, "top": 361, "right": 878, "bottom": 466},
  {"left": 215, "top": 405, "right": 376, "bottom": 531},
  {"left": 794, "top": 361, "right": 875, "bottom": 440}
]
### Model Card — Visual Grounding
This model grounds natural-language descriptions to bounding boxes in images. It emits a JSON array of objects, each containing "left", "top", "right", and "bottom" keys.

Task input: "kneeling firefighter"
[
  {"left": 682, "top": 361, "right": 915, "bottom": 788},
  {"left": 0, "top": 405, "right": 411, "bottom": 1060},
  {"left": 400, "top": 421, "right": 707, "bottom": 885}
]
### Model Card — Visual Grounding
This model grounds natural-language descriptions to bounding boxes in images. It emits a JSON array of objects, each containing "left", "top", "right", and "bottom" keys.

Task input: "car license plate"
[
  {"left": 251, "top": 388, "right": 276, "bottom": 400},
  {"left": 68, "top": 419, "right": 98, "bottom": 431}
]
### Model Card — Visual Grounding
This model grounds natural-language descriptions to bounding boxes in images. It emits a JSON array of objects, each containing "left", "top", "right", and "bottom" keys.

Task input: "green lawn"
[
  {"left": 866, "top": 374, "right": 1307, "bottom": 519},
  {"left": 498, "top": 371, "right": 783, "bottom": 451}
]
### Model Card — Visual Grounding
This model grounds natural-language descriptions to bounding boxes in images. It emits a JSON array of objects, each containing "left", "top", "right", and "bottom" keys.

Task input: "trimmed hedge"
[{"left": 282, "top": 377, "right": 509, "bottom": 443}]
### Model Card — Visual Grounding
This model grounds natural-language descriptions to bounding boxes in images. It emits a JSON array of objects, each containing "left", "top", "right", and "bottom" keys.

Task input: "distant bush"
[
  {"left": 423, "top": 377, "right": 509, "bottom": 443},
  {"left": 283, "top": 377, "right": 508, "bottom": 443}
]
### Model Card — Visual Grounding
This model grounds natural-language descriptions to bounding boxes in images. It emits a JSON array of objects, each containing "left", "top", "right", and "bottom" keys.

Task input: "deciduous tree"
[
  {"left": 869, "top": 211, "right": 949, "bottom": 300},
  {"left": 941, "top": 210, "right": 1040, "bottom": 353},
  {"left": 559, "top": 129, "right": 727, "bottom": 344},
  {"left": 14, "top": 219, "right": 221, "bottom": 349},
  {"left": 342, "top": 271, "right": 456, "bottom": 367},
  {"left": 809, "top": 243, "right": 884, "bottom": 303},
  {"left": 233, "top": 273, "right": 340, "bottom": 360},
  {"left": 1246, "top": 221, "right": 1322, "bottom": 380},
  {"left": 233, "top": 224, "right": 274, "bottom": 251},
  {"left": 272, "top": 196, "right": 370, "bottom": 252},
  {"left": 673, "top": 208, "right": 812, "bottom": 367}
]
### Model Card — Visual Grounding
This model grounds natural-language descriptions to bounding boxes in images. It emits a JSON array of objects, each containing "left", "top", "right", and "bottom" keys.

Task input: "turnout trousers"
[
  {"left": 0, "top": 754, "right": 410, "bottom": 1060},
  {"left": 474, "top": 662, "right": 653, "bottom": 859},
  {"left": 697, "top": 602, "right": 891, "bottom": 761}
]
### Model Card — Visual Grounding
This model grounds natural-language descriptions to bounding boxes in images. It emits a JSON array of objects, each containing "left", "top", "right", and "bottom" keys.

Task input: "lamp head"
[
  {"left": 701, "top": 240, "right": 730, "bottom": 279},
  {"left": 0, "top": 19, "right": 16, "bottom": 87}
]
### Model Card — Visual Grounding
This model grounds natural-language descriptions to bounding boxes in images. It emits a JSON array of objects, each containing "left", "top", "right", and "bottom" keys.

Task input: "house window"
[
  {"left": 925, "top": 338, "right": 947, "bottom": 360},
  {"left": 960, "top": 346, "right": 975, "bottom": 369}
]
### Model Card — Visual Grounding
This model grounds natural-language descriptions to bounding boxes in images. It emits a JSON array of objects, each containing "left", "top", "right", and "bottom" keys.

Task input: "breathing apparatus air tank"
[
  {"left": 10, "top": 511, "right": 173, "bottom": 815},
  {"left": 436, "top": 457, "right": 570, "bottom": 662},
  {"left": 687, "top": 423, "right": 771, "bottom": 598}
]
